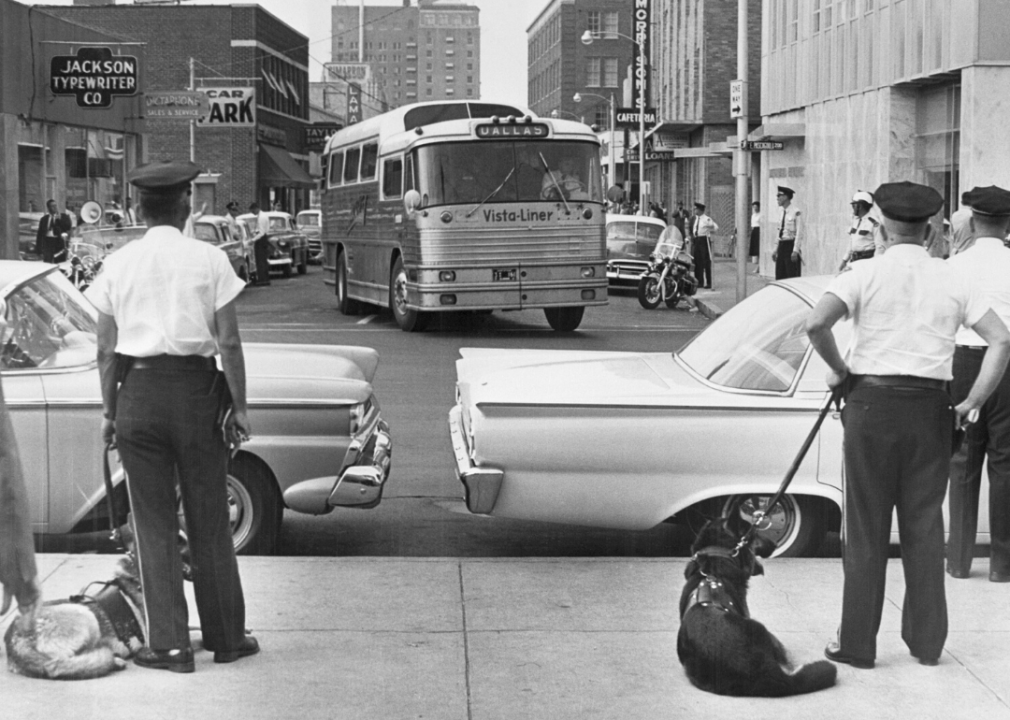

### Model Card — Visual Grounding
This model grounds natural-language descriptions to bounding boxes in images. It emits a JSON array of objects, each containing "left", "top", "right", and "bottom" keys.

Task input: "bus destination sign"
[{"left": 475, "top": 122, "right": 549, "bottom": 139}]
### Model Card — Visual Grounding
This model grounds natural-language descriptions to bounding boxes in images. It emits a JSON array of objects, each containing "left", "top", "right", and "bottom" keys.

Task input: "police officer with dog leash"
[
  {"left": 88, "top": 160, "right": 258, "bottom": 673},
  {"left": 806, "top": 181, "right": 1010, "bottom": 670}
]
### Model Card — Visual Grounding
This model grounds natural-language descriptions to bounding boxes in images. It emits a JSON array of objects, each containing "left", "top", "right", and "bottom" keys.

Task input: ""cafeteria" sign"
[{"left": 50, "top": 47, "right": 138, "bottom": 108}]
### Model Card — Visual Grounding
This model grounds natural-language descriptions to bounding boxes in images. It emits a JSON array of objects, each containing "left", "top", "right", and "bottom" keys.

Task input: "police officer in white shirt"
[
  {"left": 945, "top": 185, "right": 1010, "bottom": 582},
  {"left": 690, "top": 201, "right": 718, "bottom": 289},
  {"left": 806, "top": 181, "right": 1010, "bottom": 670},
  {"left": 87, "top": 160, "right": 258, "bottom": 673},
  {"left": 840, "top": 190, "right": 882, "bottom": 270},
  {"left": 772, "top": 186, "right": 802, "bottom": 279}
]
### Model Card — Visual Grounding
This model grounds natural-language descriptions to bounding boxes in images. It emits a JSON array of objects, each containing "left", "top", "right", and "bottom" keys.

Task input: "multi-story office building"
[
  {"left": 760, "top": 0, "right": 1010, "bottom": 275},
  {"left": 331, "top": 0, "right": 480, "bottom": 111}
]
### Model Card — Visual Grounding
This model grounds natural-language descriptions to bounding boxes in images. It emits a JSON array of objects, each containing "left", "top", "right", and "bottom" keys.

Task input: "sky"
[{"left": 26, "top": 0, "right": 547, "bottom": 107}]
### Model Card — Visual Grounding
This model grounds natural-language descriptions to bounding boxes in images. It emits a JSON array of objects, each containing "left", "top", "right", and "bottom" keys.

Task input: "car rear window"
[{"left": 678, "top": 285, "right": 812, "bottom": 393}]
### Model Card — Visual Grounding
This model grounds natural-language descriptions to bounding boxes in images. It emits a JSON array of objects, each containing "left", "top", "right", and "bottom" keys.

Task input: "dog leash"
[
  {"left": 103, "top": 440, "right": 125, "bottom": 547},
  {"left": 737, "top": 385, "right": 843, "bottom": 552}
]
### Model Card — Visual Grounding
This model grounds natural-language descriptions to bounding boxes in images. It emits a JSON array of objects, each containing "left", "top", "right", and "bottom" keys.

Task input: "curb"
[{"left": 686, "top": 296, "right": 723, "bottom": 320}]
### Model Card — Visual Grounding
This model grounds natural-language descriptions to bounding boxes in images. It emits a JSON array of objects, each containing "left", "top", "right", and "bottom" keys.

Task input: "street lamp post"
[
  {"left": 573, "top": 91, "right": 616, "bottom": 192},
  {"left": 581, "top": 30, "right": 646, "bottom": 215}
]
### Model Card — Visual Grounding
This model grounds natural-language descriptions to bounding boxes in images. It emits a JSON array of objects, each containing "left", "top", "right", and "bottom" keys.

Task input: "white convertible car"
[
  {"left": 450, "top": 275, "right": 986, "bottom": 556},
  {"left": 1, "top": 261, "right": 391, "bottom": 555}
]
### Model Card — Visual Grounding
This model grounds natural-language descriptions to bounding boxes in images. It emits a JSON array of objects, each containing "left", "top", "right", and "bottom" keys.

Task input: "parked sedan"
[
  {"left": 295, "top": 209, "right": 322, "bottom": 263},
  {"left": 450, "top": 275, "right": 927, "bottom": 557},
  {"left": 193, "top": 215, "right": 253, "bottom": 283},
  {"left": 2, "top": 262, "right": 391, "bottom": 554},
  {"left": 605, "top": 215, "right": 668, "bottom": 286},
  {"left": 238, "top": 212, "right": 310, "bottom": 277}
]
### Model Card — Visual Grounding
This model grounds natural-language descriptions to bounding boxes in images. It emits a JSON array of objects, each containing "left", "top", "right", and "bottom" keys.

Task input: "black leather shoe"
[
  {"left": 214, "top": 636, "right": 260, "bottom": 664},
  {"left": 989, "top": 571, "right": 1010, "bottom": 583},
  {"left": 913, "top": 654, "right": 940, "bottom": 666},
  {"left": 946, "top": 566, "right": 970, "bottom": 579},
  {"left": 824, "top": 642, "right": 874, "bottom": 669},
  {"left": 134, "top": 647, "right": 195, "bottom": 673}
]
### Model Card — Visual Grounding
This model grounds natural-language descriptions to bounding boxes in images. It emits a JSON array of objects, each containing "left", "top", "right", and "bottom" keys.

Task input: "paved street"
[{"left": 235, "top": 265, "right": 710, "bottom": 557}]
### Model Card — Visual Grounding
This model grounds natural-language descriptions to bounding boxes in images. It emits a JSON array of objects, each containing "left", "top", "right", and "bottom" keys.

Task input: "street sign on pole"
[
  {"left": 730, "top": 79, "right": 744, "bottom": 119},
  {"left": 740, "top": 140, "right": 784, "bottom": 151}
]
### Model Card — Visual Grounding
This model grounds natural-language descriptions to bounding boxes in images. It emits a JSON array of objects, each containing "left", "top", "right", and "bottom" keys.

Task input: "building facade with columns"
[{"left": 759, "top": 0, "right": 1010, "bottom": 276}]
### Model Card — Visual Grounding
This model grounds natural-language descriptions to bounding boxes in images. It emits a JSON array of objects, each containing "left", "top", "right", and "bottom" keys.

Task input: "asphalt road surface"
[{"left": 239, "top": 265, "right": 712, "bottom": 557}]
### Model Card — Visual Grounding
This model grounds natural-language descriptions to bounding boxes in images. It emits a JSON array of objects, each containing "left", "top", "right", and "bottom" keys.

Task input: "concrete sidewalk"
[
  {"left": 687, "top": 256, "right": 771, "bottom": 320},
  {"left": 4, "top": 554, "right": 1009, "bottom": 719}
]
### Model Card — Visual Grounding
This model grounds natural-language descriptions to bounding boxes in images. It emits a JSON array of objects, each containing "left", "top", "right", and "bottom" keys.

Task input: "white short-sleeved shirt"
[
  {"left": 826, "top": 243, "right": 989, "bottom": 380},
  {"left": 947, "top": 236, "right": 1010, "bottom": 347},
  {"left": 85, "top": 225, "right": 246, "bottom": 358}
]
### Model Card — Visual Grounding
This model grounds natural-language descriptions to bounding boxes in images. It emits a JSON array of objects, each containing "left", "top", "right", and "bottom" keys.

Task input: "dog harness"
[
  {"left": 683, "top": 547, "right": 745, "bottom": 617},
  {"left": 71, "top": 579, "right": 145, "bottom": 649}
]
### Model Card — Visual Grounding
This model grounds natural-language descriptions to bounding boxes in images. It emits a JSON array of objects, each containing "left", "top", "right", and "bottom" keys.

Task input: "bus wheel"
[
  {"left": 544, "top": 306, "right": 585, "bottom": 332},
  {"left": 336, "top": 250, "right": 361, "bottom": 315},
  {"left": 390, "top": 256, "right": 430, "bottom": 332}
]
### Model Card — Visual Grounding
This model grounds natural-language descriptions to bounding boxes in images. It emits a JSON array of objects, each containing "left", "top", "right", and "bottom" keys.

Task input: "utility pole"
[
  {"left": 733, "top": 0, "right": 749, "bottom": 303},
  {"left": 189, "top": 57, "right": 195, "bottom": 163}
]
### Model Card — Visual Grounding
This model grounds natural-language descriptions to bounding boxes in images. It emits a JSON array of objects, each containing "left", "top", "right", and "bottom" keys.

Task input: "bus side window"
[
  {"left": 405, "top": 153, "right": 416, "bottom": 192},
  {"left": 382, "top": 157, "right": 403, "bottom": 199},
  {"left": 361, "top": 143, "right": 379, "bottom": 181},
  {"left": 328, "top": 151, "right": 344, "bottom": 188},
  {"left": 344, "top": 147, "right": 361, "bottom": 184}
]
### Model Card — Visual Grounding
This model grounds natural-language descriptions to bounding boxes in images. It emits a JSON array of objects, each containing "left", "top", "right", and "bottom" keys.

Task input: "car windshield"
[
  {"left": 2, "top": 270, "right": 98, "bottom": 371},
  {"left": 192, "top": 223, "right": 220, "bottom": 243},
  {"left": 269, "top": 218, "right": 288, "bottom": 232},
  {"left": 678, "top": 285, "right": 812, "bottom": 392},
  {"left": 413, "top": 140, "right": 603, "bottom": 207},
  {"left": 296, "top": 213, "right": 320, "bottom": 227},
  {"left": 606, "top": 221, "right": 666, "bottom": 247}
]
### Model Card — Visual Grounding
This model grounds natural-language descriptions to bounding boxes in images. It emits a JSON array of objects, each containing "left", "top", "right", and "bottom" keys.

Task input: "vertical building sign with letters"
[
  {"left": 633, "top": 0, "right": 651, "bottom": 112},
  {"left": 346, "top": 83, "right": 362, "bottom": 126}
]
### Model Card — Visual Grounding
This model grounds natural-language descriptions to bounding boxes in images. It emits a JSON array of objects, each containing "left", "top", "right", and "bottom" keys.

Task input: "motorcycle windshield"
[{"left": 652, "top": 226, "right": 684, "bottom": 259}]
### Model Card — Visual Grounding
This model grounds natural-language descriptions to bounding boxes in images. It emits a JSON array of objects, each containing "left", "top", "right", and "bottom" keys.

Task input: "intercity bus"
[{"left": 320, "top": 101, "right": 608, "bottom": 331}]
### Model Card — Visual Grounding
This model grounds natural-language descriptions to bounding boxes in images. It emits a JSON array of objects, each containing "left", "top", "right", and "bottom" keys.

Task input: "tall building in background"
[
  {"left": 526, "top": 0, "right": 635, "bottom": 127},
  {"left": 328, "top": 0, "right": 480, "bottom": 115}
]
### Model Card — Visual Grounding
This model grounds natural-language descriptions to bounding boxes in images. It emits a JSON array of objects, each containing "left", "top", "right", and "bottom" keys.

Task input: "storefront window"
[{"left": 916, "top": 83, "right": 960, "bottom": 219}]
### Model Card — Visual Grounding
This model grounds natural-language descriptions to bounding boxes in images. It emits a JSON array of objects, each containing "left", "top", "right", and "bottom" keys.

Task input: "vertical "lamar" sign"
[
  {"left": 346, "top": 83, "right": 362, "bottom": 125},
  {"left": 196, "top": 87, "right": 256, "bottom": 127}
]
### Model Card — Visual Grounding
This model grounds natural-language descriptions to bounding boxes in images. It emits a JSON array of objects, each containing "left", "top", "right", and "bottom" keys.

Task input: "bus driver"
[{"left": 541, "top": 157, "right": 588, "bottom": 201}]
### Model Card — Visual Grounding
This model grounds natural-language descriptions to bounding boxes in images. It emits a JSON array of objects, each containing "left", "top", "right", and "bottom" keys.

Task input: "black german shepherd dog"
[{"left": 677, "top": 516, "right": 837, "bottom": 696}]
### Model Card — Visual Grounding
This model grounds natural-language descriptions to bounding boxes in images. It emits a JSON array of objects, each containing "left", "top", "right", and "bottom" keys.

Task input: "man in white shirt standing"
[
  {"left": 690, "top": 201, "right": 718, "bottom": 290},
  {"left": 772, "top": 186, "right": 803, "bottom": 279},
  {"left": 249, "top": 202, "right": 271, "bottom": 286},
  {"left": 945, "top": 185, "right": 1010, "bottom": 582},
  {"left": 88, "top": 160, "right": 258, "bottom": 673},
  {"left": 806, "top": 181, "right": 1010, "bottom": 670},
  {"left": 949, "top": 191, "right": 974, "bottom": 256}
]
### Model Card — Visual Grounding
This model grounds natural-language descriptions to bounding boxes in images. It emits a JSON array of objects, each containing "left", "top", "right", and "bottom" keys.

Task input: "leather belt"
[
  {"left": 956, "top": 345, "right": 988, "bottom": 353},
  {"left": 130, "top": 354, "right": 216, "bottom": 372},
  {"left": 850, "top": 374, "right": 946, "bottom": 392}
]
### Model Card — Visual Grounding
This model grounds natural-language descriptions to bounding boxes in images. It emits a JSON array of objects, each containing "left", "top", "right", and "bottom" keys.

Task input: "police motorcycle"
[
  {"left": 55, "top": 235, "right": 105, "bottom": 291},
  {"left": 637, "top": 225, "right": 698, "bottom": 310}
]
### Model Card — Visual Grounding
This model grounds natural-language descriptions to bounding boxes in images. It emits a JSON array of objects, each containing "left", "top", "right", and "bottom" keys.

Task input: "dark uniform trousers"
[
  {"left": 775, "top": 240, "right": 801, "bottom": 279},
  {"left": 840, "top": 385, "right": 951, "bottom": 661},
  {"left": 254, "top": 235, "right": 270, "bottom": 282},
  {"left": 693, "top": 236, "right": 712, "bottom": 289},
  {"left": 948, "top": 346, "right": 1010, "bottom": 576},
  {"left": 116, "top": 367, "right": 246, "bottom": 652}
]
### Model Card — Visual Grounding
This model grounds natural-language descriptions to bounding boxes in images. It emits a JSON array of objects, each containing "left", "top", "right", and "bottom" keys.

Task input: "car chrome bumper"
[
  {"left": 282, "top": 417, "right": 392, "bottom": 514},
  {"left": 448, "top": 405, "right": 503, "bottom": 514}
]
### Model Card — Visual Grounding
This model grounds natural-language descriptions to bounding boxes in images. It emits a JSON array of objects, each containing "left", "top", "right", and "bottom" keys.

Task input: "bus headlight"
[
  {"left": 439, "top": 270, "right": 456, "bottom": 282},
  {"left": 440, "top": 211, "right": 454, "bottom": 224},
  {"left": 580, "top": 267, "right": 596, "bottom": 278}
]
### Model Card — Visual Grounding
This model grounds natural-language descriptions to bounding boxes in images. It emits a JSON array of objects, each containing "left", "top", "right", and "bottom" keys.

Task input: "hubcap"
[
  {"left": 177, "top": 473, "right": 255, "bottom": 552},
  {"left": 730, "top": 495, "right": 797, "bottom": 550},
  {"left": 645, "top": 279, "right": 661, "bottom": 303},
  {"left": 393, "top": 270, "right": 409, "bottom": 317}
]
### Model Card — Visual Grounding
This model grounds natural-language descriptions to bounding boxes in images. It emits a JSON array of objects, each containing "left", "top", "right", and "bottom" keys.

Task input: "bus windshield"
[{"left": 413, "top": 141, "right": 603, "bottom": 207}]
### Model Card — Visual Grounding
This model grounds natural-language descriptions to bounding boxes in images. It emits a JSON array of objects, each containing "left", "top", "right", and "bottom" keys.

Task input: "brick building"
[
  {"left": 650, "top": 0, "right": 761, "bottom": 251},
  {"left": 44, "top": 2, "right": 314, "bottom": 215},
  {"left": 331, "top": 0, "right": 480, "bottom": 113},
  {"left": 0, "top": 0, "right": 143, "bottom": 259}
]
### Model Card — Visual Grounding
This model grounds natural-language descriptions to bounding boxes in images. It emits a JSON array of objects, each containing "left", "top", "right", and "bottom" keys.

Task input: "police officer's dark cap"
[
  {"left": 694, "top": 202, "right": 705, "bottom": 211},
  {"left": 965, "top": 185, "right": 1010, "bottom": 217},
  {"left": 777, "top": 186, "right": 794, "bottom": 198},
  {"left": 127, "top": 160, "right": 201, "bottom": 193},
  {"left": 873, "top": 181, "right": 943, "bottom": 222}
]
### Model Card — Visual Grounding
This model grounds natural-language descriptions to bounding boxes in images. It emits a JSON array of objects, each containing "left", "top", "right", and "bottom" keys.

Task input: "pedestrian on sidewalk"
[
  {"left": 945, "top": 185, "right": 1010, "bottom": 582},
  {"left": 839, "top": 190, "right": 882, "bottom": 270},
  {"left": 671, "top": 201, "right": 688, "bottom": 237},
  {"left": 88, "top": 160, "right": 259, "bottom": 674},
  {"left": 691, "top": 201, "right": 717, "bottom": 289},
  {"left": 749, "top": 201, "right": 761, "bottom": 264},
  {"left": 249, "top": 202, "right": 272, "bottom": 286},
  {"left": 950, "top": 191, "right": 974, "bottom": 256},
  {"left": 773, "top": 186, "right": 802, "bottom": 279},
  {"left": 806, "top": 180, "right": 1010, "bottom": 670}
]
